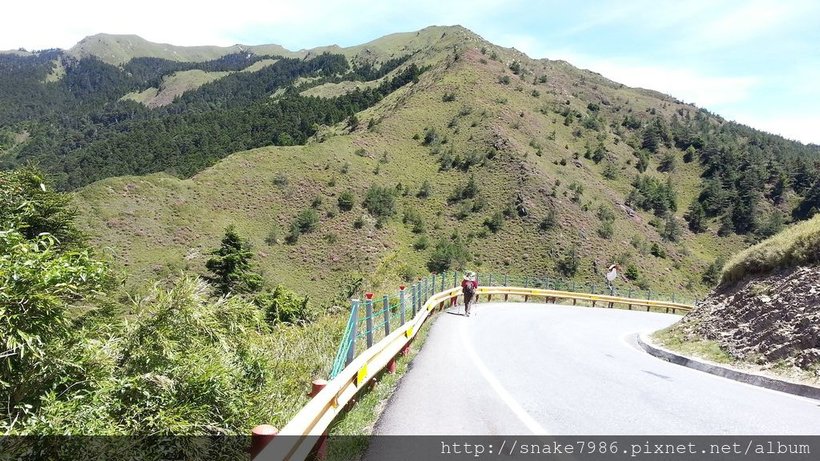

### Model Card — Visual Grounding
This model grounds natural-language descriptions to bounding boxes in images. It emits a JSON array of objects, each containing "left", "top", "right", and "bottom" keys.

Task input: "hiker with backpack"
[
  {"left": 605, "top": 263, "right": 628, "bottom": 296},
  {"left": 461, "top": 271, "right": 478, "bottom": 316}
]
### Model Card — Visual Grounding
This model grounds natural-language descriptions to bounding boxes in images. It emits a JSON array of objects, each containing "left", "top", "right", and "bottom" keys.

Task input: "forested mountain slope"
[{"left": 2, "top": 25, "right": 819, "bottom": 304}]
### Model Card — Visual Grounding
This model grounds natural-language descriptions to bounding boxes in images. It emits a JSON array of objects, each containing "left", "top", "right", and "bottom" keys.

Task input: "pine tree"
[
  {"left": 205, "top": 226, "right": 262, "bottom": 295},
  {"left": 685, "top": 200, "right": 706, "bottom": 233}
]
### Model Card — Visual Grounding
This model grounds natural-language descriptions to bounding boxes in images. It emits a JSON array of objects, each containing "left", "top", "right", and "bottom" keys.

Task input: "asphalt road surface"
[{"left": 371, "top": 302, "right": 820, "bottom": 435}]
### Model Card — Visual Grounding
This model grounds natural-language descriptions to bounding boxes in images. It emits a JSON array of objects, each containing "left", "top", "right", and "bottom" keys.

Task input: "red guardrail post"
[
  {"left": 251, "top": 425, "right": 278, "bottom": 459},
  {"left": 309, "top": 379, "right": 327, "bottom": 398},
  {"left": 306, "top": 378, "right": 331, "bottom": 458}
]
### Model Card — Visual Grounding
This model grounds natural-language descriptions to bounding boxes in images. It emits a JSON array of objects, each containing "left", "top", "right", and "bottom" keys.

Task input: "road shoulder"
[{"left": 637, "top": 333, "right": 820, "bottom": 401}]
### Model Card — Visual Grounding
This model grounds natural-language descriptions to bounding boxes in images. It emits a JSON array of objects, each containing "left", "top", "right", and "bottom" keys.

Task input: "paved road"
[{"left": 372, "top": 302, "right": 820, "bottom": 435}]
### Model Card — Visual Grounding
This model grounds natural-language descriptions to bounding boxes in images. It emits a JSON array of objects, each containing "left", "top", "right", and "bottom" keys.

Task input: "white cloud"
[
  {"left": 724, "top": 112, "right": 820, "bottom": 145},
  {"left": 678, "top": 0, "right": 818, "bottom": 51},
  {"left": 504, "top": 43, "right": 759, "bottom": 107}
]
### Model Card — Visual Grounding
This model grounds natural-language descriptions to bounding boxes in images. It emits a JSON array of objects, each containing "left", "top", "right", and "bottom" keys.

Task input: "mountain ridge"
[{"left": 2, "top": 25, "right": 819, "bottom": 307}]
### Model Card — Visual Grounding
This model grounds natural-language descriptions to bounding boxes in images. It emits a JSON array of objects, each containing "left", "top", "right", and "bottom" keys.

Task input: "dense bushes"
[
  {"left": 363, "top": 185, "right": 396, "bottom": 218},
  {"left": 1, "top": 167, "right": 332, "bottom": 440},
  {"left": 427, "top": 235, "right": 470, "bottom": 273}
]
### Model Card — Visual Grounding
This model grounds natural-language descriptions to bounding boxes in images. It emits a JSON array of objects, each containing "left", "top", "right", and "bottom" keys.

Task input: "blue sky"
[{"left": 3, "top": 0, "right": 819, "bottom": 144}]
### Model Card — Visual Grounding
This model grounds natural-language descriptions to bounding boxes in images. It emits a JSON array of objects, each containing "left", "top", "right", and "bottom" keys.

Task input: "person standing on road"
[
  {"left": 461, "top": 271, "right": 478, "bottom": 316},
  {"left": 605, "top": 263, "right": 628, "bottom": 296}
]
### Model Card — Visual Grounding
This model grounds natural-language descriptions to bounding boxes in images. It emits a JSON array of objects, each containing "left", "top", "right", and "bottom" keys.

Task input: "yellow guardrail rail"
[
  {"left": 475, "top": 286, "right": 693, "bottom": 314},
  {"left": 253, "top": 285, "right": 692, "bottom": 460}
]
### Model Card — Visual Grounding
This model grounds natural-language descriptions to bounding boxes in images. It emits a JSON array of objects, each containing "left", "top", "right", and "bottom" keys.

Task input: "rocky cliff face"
[{"left": 677, "top": 265, "right": 820, "bottom": 370}]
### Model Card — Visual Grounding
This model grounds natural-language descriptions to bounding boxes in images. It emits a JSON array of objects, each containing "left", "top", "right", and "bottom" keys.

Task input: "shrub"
[
  {"left": 650, "top": 242, "right": 667, "bottom": 258},
  {"left": 338, "top": 190, "right": 355, "bottom": 211},
  {"left": 0, "top": 229, "right": 107, "bottom": 405},
  {"left": 353, "top": 215, "right": 365, "bottom": 229},
  {"left": 423, "top": 128, "right": 440, "bottom": 146},
  {"left": 294, "top": 208, "right": 319, "bottom": 233},
  {"left": 413, "top": 235, "right": 429, "bottom": 250},
  {"left": 556, "top": 246, "right": 580, "bottom": 276},
  {"left": 703, "top": 257, "right": 726, "bottom": 285},
  {"left": 0, "top": 167, "right": 82, "bottom": 245},
  {"left": 273, "top": 173, "right": 288, "bottom": 187},
  {"left": 661, "top": 214, "right": 681, "bottom": 242},
  {"left": 363, "top": 185, "right": 396, "bottom": 218},
  {"left": 442, "top": 91, "right": 456, "bottom": 102},
  {"left": 602, "top": 161, "right": 618, "bottom": 179},
  {"left": 625, "top": 264, "right": 640, "bottom": 280},
  {"left": 448, "top": 175, "right": 479, "bottom": 203},
  {"left": 403, "top": 209, "right": 426, "bottom": 234},
  {"left": 659, "top": 151, "right": 677, "bottom": 172},
  {"left": 483, "top": 211, "right": 504, "bottom": 233},
  {"left": 264, "top": 224, "right": 281, "bottom": 245},
  {"left": 427, "top": 236, "right": 469, "bottom": 273},
  {"left": 417, "top": 180, "right": 432, "bottom": 199},
  {"left": 256, "top": 285, "right": 311, "bottom": 325},
  {"left": 597, "top": 220, "right": 614, "bottom": 239},
  {"left": 540, "top": 208, "right": 558, "bottom": 231}
]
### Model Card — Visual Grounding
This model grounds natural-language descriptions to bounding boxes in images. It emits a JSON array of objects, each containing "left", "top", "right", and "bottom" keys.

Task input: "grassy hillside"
[
  {"left": 122, "top": 69, "right": 231, "bottom": 107},
  {"left": 73, "top": 27, "right": 758, "bottom": 307},
  {"left": 720, "top": 215, "right": 820, "bottom": 284},
  {"left": 67, "top": 33, "right": 300, "bottom": 65}
]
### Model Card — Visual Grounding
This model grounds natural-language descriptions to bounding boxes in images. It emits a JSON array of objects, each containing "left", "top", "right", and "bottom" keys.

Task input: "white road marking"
[{"left": 459, "top": 320, "right": 549, "bottom": 435}]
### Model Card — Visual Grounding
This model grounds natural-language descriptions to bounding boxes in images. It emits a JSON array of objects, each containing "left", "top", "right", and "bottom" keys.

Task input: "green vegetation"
[
  {"left": 1, "top": 166, "right": 342, "bottom": 440},
  {"left": 338, "top": 190, "right": 355, "bottom": 211},
  {"left": 5, "top": 24, "right": 820, "bottom": 439},
  {"left": 427, "top": 235, "right": 470, "bottom": 273},
  {"left": 205, "top": 226, "right": 263, "bottom": 295},
  {"left": 1, "top": 51, "right": 422, "bottom": 189},
  {"left": 720, "top": 215, "right": 820, "bottom": 285},
  {"left": 363, "top": 185, "right": 397, "bottom": 219},
  {"left": 652, "top": 326, "right": 733, "bottom": 364}
]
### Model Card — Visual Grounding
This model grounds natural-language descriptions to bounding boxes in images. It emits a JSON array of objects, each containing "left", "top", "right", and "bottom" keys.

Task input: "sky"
[{"left": 3, "top": 0, "right": 819, "bottom": 144}]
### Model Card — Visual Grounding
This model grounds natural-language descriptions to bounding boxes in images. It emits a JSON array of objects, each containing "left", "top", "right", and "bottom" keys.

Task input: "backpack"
[{"left": 463, "top": 281, "right": 476, "bottom": 296}]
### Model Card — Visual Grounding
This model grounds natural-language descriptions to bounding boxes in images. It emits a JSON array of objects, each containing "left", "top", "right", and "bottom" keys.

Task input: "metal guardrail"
[
  {"left": 256, "top": 286, "right": 459, "bottom": 460},
  {"left": 328, "top": 272, "right": 694, "bottom": 379},
  {"left": 252, "top": 274, "right": 696, "bottom": 460}
]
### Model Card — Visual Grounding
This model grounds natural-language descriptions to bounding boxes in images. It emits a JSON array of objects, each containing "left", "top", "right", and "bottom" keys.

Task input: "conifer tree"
[{"left": 205, "top": 226, "right": 262, "bottom": 295}]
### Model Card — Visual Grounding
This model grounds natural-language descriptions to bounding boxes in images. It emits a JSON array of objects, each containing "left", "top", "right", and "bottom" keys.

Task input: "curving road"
[{"left": 371, "top": 302, "right": 820, "bottom": 435}]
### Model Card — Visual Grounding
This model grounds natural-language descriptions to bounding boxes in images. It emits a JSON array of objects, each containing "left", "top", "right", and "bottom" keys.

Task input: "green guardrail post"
[
  {"left": 647, "top": 289, "right": 652, "bottom": 300},
  {"left": 346, "top": 299, "right": 360, "bottom": 366},
  {"left": 399, "top": 285, "right": 406, "bottom": 325},
  {"left": 414, "top": 282, "right": 420, "bottom": 314},
  {"left": 423, "top": 276, "right": 428, "bottom": 302},
  {"left": 524, "top": 276, "right": 529, "bottom": 288},
  {"left": 672, "top": 293, "right": 676, "bottom": 303},
  {"left": 453, "top": 271, "right": 458, "bottom": 288},
  {"left": 488, "top": 273, "right": 493, "bottom": 286},
  {"left": 383, "top": 295, "right": 390, "bottom": 336},
  {"left": 431, "top": 273, "right": 437, "bottom": 297},
  {"left": 365, "top": 293, "right": 374, "bottom": 348},
  {"left": 504, "top": 274, "right": 508, "bottom": 287}
]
